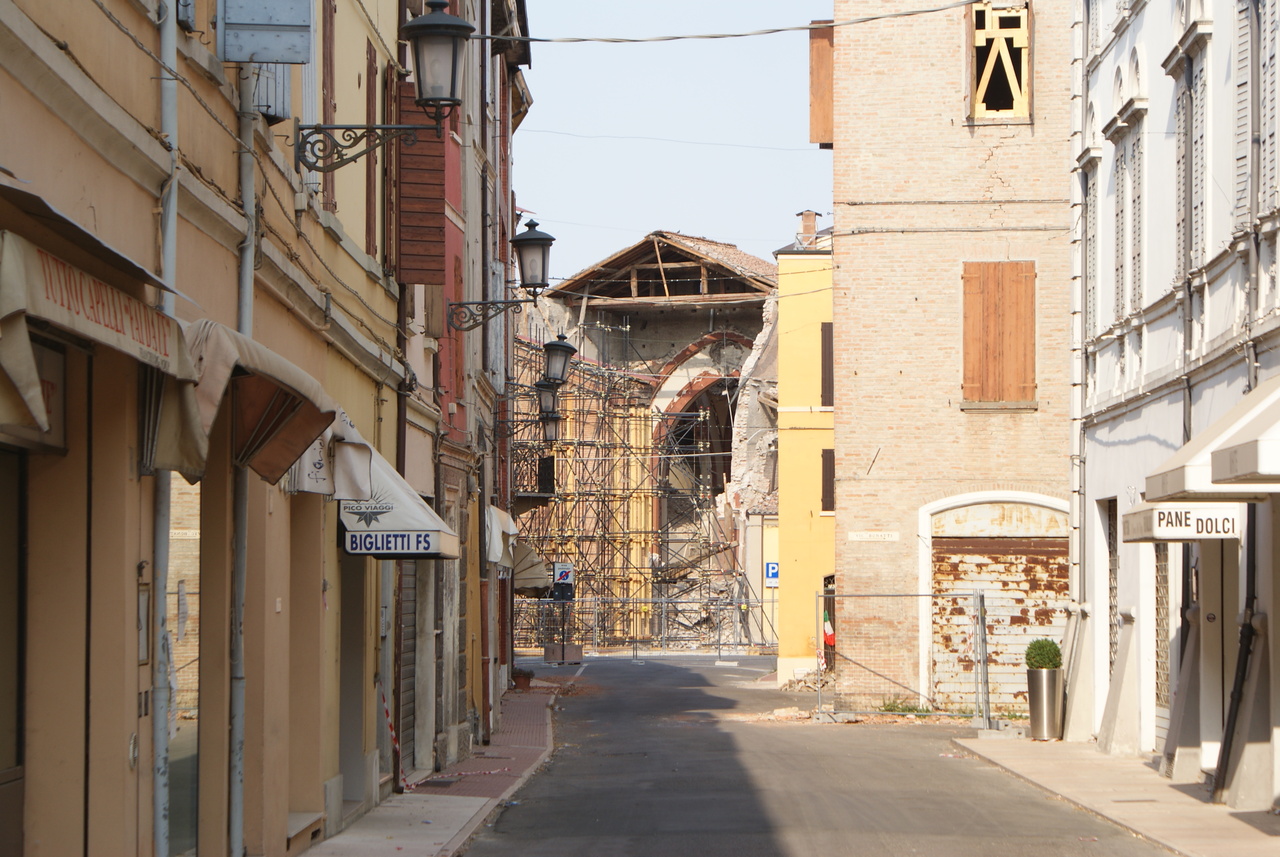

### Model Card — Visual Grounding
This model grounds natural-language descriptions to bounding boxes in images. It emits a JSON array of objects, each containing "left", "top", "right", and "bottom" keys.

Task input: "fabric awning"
[
  {"left": 288, "top": 409, "right": 459, "bottom": 559},
  {"left": 1146, "top": 374, "right": 1280, "bottom": 501},
  {"left": 1121, "top": 501, "right": 1245, "bottom": 542},
  {"left": 487, "top": 506, "right": 519, "bottom": 566},
  {"left": 1210, "top": 394, "right": 1280, "bottom": 484},
  {"left": 511, "top": 542, "right": 551, "bottom": 593},
  {"left": 0, "top": 184, "right": 178, "bottom": 295},
  {"left": 338, "top": 451, "right": 460, "bottom": 559},
  {"left": 0, "top": 227, "right": 202, "bottom": 465},
  {"left": 167, "top": 319, "right": 338, "bottom": 484}
]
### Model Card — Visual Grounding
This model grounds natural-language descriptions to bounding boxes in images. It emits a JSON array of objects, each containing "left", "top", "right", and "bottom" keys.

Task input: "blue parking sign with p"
[{"left": 764, "top": 562, "right": 779, "bottom": 588}]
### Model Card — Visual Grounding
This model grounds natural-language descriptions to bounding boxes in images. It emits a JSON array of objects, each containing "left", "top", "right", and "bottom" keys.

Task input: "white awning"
[
  {"left": 289, "top": 408, "right": 459, "bottom": 559},
  {"left": 338, "top": 451, "right": 460, "bottom": 559},
  {"left": 487, "top": 506, "right": 519, "bottom": 566},
  {"left": 162, "top": 319, "right": 338, "bottom": 483},
  {"left": 512, "top": 542, "right": 551, "bottom": 593},
  {"left": 1210, "top": 394, "right": 1280, "bottom": 484},
  {"left": 1121, "top": 501, "right": 1245, "bottom": 542},
  {"left": 1146, "top": 374, "right": 1280, "bottom": 501}
]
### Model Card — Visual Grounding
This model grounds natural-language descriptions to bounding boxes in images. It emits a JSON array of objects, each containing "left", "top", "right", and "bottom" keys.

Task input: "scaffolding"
[{"left": 509, "top": 338, "right": 753, "bottom": 649}]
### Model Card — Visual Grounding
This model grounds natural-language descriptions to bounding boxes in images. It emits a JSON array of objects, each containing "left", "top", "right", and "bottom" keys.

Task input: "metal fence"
[
  {"left": 815, "top": 590, "right": 1068, "bottom": 725},
  {"left": 514, "top": 596, "right": 778, "bottom": 653}
]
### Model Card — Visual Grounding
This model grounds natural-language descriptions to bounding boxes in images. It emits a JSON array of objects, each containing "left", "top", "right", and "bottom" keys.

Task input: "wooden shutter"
[
  {"left": 365, "top": 42, "right": 378, "bottom": 257},
  {"left": 820, "top": 448, "right": 835, "bottom": 512},
  {"left": 809, "top": 22, "right": 834, "bottom": 147},
  {"left": 963, "top": 261, "right": 1036, "bottom": 403},
  {"left": 820, "top": 322, "right": 834, "bottom": 407},
  {"left": 320, "top": 0, "right": 336, "bottom": 210}
]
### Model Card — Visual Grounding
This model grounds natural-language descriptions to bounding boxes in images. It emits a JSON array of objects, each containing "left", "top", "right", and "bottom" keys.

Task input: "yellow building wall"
[{"left": 775, "top": 249, "right": 835, "bottom": 684}]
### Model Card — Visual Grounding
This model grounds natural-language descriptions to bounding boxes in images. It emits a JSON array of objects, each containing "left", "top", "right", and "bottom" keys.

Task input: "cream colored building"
[{"left": 0, "top": 0, "right": 533, "bottom": 854}]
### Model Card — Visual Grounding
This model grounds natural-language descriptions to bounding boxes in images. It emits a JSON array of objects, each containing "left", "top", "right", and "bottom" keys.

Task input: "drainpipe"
[
  {"left": 229, "top": 64, "right": 257, "bottom": 857},
  {"left": 1213, "top": 0, "right": 1263, "bottom": 803},
  {"left": 152, "top": 3, "right": 179, "bottom": 855}
]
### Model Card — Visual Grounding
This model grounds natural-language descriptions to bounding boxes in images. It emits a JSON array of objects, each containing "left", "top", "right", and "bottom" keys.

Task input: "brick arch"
[
  {"left": 652, "top": 369, "right": 742, "bottom": 445},
  {"left": 651, "top": 330, "right": 755, "bottom": 403}
]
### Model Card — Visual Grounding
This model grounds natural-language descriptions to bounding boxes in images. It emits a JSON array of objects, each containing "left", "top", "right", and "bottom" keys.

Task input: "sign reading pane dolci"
[{"left": 1122, "top": 502, "right": 1245, "bottom": 543}]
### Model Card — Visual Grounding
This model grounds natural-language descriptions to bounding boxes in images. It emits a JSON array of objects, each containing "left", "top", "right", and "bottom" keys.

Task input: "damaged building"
[{"left": 509, "top": 231, "right": 779, "bottom": 651}]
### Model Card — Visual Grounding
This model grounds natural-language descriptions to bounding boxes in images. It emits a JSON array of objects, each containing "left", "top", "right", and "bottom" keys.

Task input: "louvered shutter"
[
  {"left": 1114, "top": 146, "right": 1128, "bottom": 319},
  {"left": 1192, "top": 62, "right": 1207, "bottom": 268},
  {"left": 1263, "top": 0, "right": 1279, "bottom": 213},
  {"left": 1175, "top": 91, "right": 1189, "bottom": 282},
  {"left": 1130, "top": 125, "right": 1143, "bottom": 309},
  {"left": 1236, "top": 1, "right": 1252, "bottom": 226},
  {"left": 1085, "top": 167, "right": 1099, "bottom": 337}
]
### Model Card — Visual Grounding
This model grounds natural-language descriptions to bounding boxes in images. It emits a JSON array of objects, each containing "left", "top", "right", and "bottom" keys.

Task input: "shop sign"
[
  {"left": 0, "top": 341, "right": 65, "bottom": 450},
  {"left": 1, "top": 231, "right": 196, "bottom": 380},
  {"left": 1122, "top": 502, "right": 1245, "bottom": 542}
]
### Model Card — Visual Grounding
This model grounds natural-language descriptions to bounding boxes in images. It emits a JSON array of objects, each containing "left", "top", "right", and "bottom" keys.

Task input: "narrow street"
[{"left": 461, "top": 655, "right": 1173, "bottom": 857}]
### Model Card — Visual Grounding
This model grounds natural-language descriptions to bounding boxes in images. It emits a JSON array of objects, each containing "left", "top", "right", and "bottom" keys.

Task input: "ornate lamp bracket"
[{"left": 447, "top": 299, "right": 535, "bottom": 332}]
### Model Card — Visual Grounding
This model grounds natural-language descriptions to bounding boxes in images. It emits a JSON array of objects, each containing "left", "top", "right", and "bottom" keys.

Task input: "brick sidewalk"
[
  {"left": 409, "top": 688, "right": 555, "bottom": 799},
  {"left": 305, "top": 686, "right": 555, "bottom": 857}
]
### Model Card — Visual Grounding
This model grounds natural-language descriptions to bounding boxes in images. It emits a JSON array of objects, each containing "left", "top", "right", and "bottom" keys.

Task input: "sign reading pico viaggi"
[{"left": 1122, "top": 502, "right": 1246, "bottom": 543}]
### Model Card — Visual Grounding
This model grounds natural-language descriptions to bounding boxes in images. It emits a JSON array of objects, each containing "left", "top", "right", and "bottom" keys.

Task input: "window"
[
  {"left": 820, "top": 448, "right": 835, "bottom": 512},
  {"left": 971, "top": 2, "right": 1030, "bottom": 120},
  {"left": 962, "top": 261, "right": 1036, "bottom": 404},
  {"left": 820, "top": 322, "right": 834, "bottom": 407}
]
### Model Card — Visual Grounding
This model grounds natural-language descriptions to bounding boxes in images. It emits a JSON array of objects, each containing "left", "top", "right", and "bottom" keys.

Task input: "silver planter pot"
[{"left": 1026, "top": 668, "right": 1064, "bottom": 740}]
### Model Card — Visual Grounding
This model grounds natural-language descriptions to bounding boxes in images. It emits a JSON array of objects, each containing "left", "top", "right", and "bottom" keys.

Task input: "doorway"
[
  {"left": 338, "top": 552, "right": 368, "bottom": 816},
  {"left": 0, "top": 449, "right": 25, "bottom": 851}
]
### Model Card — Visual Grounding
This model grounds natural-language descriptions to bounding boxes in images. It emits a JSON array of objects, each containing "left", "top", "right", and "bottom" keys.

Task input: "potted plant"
[
  {"left": 1025, "top": 638, "right": 1064, "bottom": 740},
  {"left": 511, "top": 666, "right": 534, "bottom": 691}
]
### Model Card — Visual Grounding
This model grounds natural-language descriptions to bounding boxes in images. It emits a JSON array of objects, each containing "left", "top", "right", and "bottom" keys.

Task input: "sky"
[{"left": 513, "top": 1, "right": 834, "bottom": 281}]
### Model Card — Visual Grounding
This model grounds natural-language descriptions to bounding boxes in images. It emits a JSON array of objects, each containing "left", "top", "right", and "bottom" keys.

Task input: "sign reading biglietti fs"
[
  {"left": 1122, "top": 502, "right": 1245, "bottom": 543},
  {"left": 339, "top": 494, "right": 456, "bottom": 557}
]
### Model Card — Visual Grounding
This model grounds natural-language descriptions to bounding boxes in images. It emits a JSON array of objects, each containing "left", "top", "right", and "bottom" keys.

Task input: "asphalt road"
[{"left": 461, "top": 654, "right": 1173, "bottom": 857}]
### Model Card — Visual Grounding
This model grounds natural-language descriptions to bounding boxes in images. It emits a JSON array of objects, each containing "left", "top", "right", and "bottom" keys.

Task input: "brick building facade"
[{"left": 824, "top": 1, "right": 1074, "bottom": 711}]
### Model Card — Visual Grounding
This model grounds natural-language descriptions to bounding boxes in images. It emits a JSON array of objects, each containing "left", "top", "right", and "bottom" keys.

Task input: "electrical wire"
[{"left": 481, "top": 0, "right": 979, "bottom": 45}]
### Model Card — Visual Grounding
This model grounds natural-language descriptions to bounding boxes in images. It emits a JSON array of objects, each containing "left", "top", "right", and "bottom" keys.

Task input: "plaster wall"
[{"left": 776, "top": 249, "right": 835, "bottom": 683}]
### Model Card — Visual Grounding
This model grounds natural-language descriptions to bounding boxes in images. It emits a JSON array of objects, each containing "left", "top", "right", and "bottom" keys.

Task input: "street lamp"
[
  {"left": 533, "top": 379, "right": 559, "bottom": 415},
  {"left": 510, "top": 220, "right": 556, "bottom": 294},
  {"left": 542, "top": 334, "right": 577, "bottom": 385},
  {"left": 447, "top": 220, "right": 558, "bottom": 331},
  {"left": 296, "top": 0, "right": 475, "bottom": 173}
]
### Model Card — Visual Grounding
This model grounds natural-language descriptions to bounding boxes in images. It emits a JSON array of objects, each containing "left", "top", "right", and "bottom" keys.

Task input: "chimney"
[{"left": 796, "top": 210, "right": 819, "bottom": 248}]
